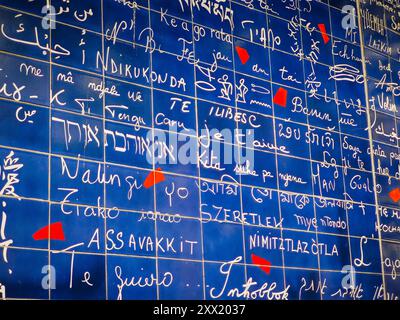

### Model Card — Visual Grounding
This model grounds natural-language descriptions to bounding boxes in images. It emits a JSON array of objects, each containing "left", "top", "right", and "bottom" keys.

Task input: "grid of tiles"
[{"left": 0, "top": 0, "right": 399, "bottom": 300}]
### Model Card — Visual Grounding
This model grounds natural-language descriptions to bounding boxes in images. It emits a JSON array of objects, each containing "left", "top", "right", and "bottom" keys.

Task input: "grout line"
[
  {"left": 146, "top": 0, "right": 160, "bottom": 301},
  {"left": 100, "top": 0, "right": 108, "bottom": 300},
  {"left": 355, "top": 0, "right": 387, "bottom": 300}
]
